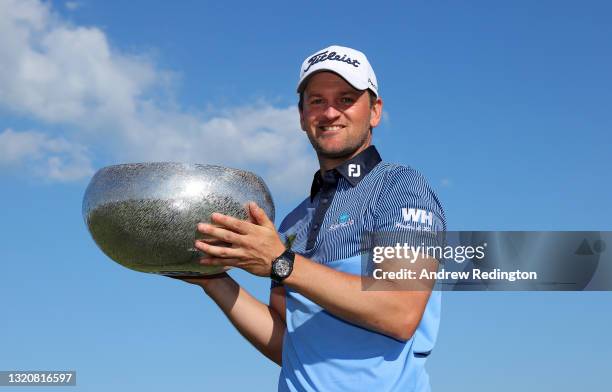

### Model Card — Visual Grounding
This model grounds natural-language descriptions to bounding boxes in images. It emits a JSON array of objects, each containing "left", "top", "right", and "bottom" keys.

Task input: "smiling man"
[{"left": 178, "top": 45, "right": 446, "bottom": 391}]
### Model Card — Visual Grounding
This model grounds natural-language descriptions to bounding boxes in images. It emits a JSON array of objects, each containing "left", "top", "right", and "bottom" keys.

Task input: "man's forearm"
[
  {"left": 192, "top": 205, "right": 433, "bottom": 342},
  {"left": 283, "top": 255, "right": 433, "bottom": 341},
  {"left": 198, "top": 275, "right": 285, "bottom": 365}
]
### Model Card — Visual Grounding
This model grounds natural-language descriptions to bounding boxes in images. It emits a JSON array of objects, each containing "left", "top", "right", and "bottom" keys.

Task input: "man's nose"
[{"left": 322, "top": 103, "right": 341, "bottom": 119}]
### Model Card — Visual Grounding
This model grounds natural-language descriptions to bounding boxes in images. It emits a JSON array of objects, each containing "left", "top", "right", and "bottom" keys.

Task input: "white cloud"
[
  {"left": 0, "top": 0, "right": 317, "bottom": 199},
  {"left": 0, "top": 0, "right": 159, "bottom": 125},
  {"left": 440, "top": 178, "right": 452, "bottom": 187},
  {"left": 0, "top": 128, "right": 94, "bottom": 181},
  {"left": 0, "top": 128, "right": 45, "bottom": 163}
]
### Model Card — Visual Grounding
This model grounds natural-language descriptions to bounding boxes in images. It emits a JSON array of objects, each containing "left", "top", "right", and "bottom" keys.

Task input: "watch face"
[{"left": 274, "top": 258, "right": 291, "bottom": 278}]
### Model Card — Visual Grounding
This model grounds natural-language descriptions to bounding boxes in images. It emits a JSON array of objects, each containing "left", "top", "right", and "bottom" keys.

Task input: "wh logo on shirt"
[
  {"left": 348, "top": 164, "right": 361, "bottom": 177},
  {"left": 401, "top": 208, "right": 433, "bottom": 226}
]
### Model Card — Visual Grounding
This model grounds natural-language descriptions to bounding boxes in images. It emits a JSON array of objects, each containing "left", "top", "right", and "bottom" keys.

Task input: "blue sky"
[{"left": 1, "top": 0, "right": 611, "bottom": 390}]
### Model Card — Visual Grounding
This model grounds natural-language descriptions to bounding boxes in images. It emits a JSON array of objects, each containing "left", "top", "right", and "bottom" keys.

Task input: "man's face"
[{"left": 299, "top": 72, "right": 382, "bottom": 160}]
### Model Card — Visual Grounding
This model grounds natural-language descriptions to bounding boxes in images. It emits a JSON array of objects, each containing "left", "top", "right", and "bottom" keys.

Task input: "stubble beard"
[{"left": 308, "top": 124, "right": 372, "bottom": 160}]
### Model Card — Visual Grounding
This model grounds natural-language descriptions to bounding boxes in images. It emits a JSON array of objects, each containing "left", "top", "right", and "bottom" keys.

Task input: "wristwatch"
[{"left": 271, "top": 249, "right": 295, "bottom": 283}]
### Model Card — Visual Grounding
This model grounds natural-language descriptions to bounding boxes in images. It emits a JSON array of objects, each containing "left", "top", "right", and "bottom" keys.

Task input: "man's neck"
[{"left": 317, "top": 142, "right": 372, "bottom": 173}]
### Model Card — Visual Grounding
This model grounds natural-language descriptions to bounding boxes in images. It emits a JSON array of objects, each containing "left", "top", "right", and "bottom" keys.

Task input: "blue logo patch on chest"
[
  {"left": 338, "top": 212, "right": 350, "bottom": 224},
  {"left": 329, "top": 212, "right": 355, "bottom": 231}
]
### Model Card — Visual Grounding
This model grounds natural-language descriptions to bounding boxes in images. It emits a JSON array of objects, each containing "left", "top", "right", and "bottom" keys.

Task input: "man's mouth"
[{"left": 318, "top": 125, "right": 345, "bottom": 132}]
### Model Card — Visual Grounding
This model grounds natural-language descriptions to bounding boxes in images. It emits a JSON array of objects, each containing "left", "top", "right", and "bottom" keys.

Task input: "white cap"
[{"left": 297, "top": 45, "right": 379, "bottom": 97}]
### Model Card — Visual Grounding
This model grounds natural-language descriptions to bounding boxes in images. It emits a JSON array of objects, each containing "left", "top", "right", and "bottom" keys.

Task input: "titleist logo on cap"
[{"left": 303, "top": 50, "right": 361, "bottom": 73}]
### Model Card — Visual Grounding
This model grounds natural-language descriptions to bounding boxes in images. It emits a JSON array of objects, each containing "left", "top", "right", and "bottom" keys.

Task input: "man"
[{"left": 178, "top": 45, "right": 446, "bottom": 391}]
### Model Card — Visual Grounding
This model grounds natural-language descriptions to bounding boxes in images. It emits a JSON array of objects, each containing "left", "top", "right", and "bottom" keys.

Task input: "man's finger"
[
  {"left": 197, "top": 223, "right": 245, "bottom": 245},
  {"left": 199, "top": 256, "right": 240, "bottom": 266},
  {"left": 209, "top": 213, "right": 252, "bottom": 234},
  {"left": 198, "top": 237, "right": 232, "bottom": 246},
  {"left": 195, "top": 241, "right": 243, "bottom": 259},
  {"left": 248, "top": 202, "right": 275, "bottom": 229}
]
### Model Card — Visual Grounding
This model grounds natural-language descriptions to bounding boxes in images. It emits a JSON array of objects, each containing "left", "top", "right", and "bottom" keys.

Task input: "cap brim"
[{"left": 296, "top": 68, "right": 371, "bottom": 95}]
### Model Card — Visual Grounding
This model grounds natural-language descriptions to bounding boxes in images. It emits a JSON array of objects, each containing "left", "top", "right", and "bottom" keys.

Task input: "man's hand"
[
  {"left": 194, "top": 202, "right": 286, "bottom": 277},
  {"left": 166, "top": 272, "right": 231, "bottom": 290}
]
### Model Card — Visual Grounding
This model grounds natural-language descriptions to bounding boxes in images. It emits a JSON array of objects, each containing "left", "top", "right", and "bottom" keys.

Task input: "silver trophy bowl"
[{"left": 83, "top": 163, "right": 275, "bottom": 276}]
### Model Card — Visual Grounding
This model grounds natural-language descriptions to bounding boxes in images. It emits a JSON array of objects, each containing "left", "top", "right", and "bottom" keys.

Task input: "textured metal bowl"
[{"left": 83, "top": 163, "right": 275, "bottom": 276}]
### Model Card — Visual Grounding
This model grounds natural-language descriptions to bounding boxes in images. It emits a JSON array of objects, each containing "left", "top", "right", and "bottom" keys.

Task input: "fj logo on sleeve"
[{"left": 348, "top": 164, "right": 361, "bottom": 177}]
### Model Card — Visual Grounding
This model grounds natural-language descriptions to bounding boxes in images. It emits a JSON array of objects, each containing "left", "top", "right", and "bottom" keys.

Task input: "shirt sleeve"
[{"left": 372, "top": 166, "right": 446, "bottom": 250}]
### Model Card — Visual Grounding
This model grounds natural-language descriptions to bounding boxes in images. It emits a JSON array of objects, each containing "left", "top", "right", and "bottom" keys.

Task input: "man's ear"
[
  {"left": 370, "top": 97, "right": 383, "bottom": 129},
  {"left": 299, "top": 107, "right": 307, "bottom": 132}
]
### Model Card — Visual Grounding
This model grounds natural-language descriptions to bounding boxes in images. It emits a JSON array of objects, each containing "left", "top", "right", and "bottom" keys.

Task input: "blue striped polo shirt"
[{"left": 275, "top": 145, "right": 446, "bottom": 392}]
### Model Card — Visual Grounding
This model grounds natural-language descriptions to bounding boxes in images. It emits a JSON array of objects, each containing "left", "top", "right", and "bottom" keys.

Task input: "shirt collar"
[{"left": 310, "top": 145, "right": 382, "bottom": 201}]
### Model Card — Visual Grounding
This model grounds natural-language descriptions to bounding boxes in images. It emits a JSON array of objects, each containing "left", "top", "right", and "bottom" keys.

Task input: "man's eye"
[
  {"left": 310, "top": 99, "right": 324, "bottom": 105},
  {"left": 340, "top": 97, "right": 355, "bottom": 104}
]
